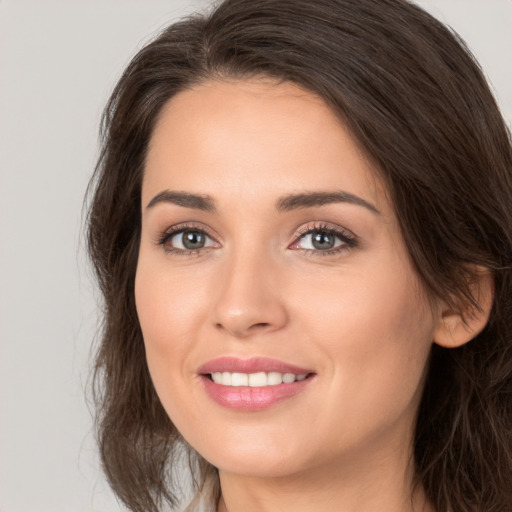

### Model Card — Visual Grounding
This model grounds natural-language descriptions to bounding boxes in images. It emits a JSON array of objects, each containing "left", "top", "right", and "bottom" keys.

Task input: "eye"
[
  {"left": 171, "top": 229, "right": 212, "bottom": 250},
  {"left": 299, "top": 230, "right": 342, "bottom": 250},
  {"left": 290, "top": 223, "right": 357, "bottom": 255},
  {"left": 158, "top": 224, "right": 219, "bottom": 255}
]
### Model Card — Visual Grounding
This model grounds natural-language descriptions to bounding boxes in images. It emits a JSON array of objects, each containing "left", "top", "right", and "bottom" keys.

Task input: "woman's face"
[{"left": 136, "top": 79, "right": 440, "bottom": 478}]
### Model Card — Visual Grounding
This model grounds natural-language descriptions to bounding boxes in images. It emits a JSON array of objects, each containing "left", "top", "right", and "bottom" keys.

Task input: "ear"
[{"left": 433, "top": 266, "right": 494, "bottom": 349}]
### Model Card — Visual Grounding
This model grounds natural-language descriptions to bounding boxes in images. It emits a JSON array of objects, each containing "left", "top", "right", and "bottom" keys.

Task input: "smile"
[
  {"left": 198, "top": 357, "right": 315, "bottom": 411},
  {"left": 210, "top": 371, "right": 308, "bottom": 387}
]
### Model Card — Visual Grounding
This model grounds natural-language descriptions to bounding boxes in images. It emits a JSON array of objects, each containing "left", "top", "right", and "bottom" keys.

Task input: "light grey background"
[{"left": 0, "top": 1, "right": 510, "bottom": 511}]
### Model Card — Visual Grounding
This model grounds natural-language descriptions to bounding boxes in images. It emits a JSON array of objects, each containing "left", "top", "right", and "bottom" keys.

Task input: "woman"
[{"left": 86, "top": 0, "right": 512, "bottom": 511}]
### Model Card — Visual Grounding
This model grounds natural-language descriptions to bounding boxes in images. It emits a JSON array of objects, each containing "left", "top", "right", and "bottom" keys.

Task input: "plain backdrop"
[{"left": 0, "top": 1, "right": 510, "bottom": 511}]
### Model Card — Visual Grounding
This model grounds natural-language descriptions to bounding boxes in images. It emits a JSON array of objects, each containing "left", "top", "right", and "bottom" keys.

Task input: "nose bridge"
[{"left": 212, "top": 239, "right": 288, "bottom": 337}]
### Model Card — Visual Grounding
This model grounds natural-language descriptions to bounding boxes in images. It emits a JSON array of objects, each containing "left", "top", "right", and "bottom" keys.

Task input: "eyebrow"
[
  {"left": 146, "top": 190, "right": 216, "bottom": 212},
  {"left": 276, "top": 191, "right": 380, "bottom": 214},
  {"left": 146, "top": 189, "right": 380, "bottom": 215}
]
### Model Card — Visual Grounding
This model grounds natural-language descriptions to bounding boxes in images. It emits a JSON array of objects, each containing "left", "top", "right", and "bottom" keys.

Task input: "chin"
[
  {"left": 213, "top": 455, "right": 305, "bottom": 479},
  {"left": 189, "top": 428, "right": 308, "bottom": 478}
]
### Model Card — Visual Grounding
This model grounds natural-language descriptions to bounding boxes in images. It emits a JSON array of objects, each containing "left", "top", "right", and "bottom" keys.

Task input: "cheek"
[
  {"left": 294, "top": 252, "right": 433, "bottom": 350},
  {"left": 134, "top": 260, "right": 210, "bottom": 428},
  {"left": 292, "top": 255, "right": 435, "bottom": 431},
  {"left": 134, "top": 257, "right": 203, "bottom": 387},
  {"left": 135, "top": 259, "right": 208, "bottom": 351}
]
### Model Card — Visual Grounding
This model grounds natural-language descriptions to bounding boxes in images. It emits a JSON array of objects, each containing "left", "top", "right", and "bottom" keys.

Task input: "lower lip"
[{"left": 200, "top": 376, "right": 313, "bottom": 411}]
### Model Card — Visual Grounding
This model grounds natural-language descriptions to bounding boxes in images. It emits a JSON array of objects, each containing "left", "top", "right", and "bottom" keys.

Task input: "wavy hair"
[{"left": 87, "top": 0, "right": 512, "bottom": 510}]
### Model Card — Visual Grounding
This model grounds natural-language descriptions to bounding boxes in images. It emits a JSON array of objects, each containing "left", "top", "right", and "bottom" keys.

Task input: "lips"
[
  {"left": 197, "top": 357, "right": 315, "bottom": 411},
  {"left": 197, "top": 356, "right": 313, "bottom": 375}
]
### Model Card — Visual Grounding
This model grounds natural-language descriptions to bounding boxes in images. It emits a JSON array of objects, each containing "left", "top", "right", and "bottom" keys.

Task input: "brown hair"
[{"left": 87, "top": 0, "right": 512, "bottom": 510}]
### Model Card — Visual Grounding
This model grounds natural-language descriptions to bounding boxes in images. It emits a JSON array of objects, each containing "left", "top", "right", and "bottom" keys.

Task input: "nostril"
[
  {"left": 214, "top": 321, "right": 270, "bottom": 330},
  {"left": 214, "top": 320, "right": 273, "bottom": 338},
  {"left": 251, "top": 322, "right": 270, "bottom": 329}
]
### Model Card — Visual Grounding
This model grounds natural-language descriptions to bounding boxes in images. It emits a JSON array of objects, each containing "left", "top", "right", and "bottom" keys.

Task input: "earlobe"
[{"left": 433, "top": 267, "right": 494, "bottom": 349}]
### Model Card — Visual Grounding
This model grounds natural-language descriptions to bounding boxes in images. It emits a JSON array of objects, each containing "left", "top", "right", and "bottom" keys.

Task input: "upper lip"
[{"left": 197, "top": 357, "right": 313, "bottom": 375}]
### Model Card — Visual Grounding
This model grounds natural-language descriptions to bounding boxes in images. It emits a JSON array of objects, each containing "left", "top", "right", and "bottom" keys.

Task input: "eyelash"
[
  {"left": 157, "top": 221, "right": 358, "bottom": 258},
  {"left": 294, "top": 222, "right": 358, "bottom": 256}
]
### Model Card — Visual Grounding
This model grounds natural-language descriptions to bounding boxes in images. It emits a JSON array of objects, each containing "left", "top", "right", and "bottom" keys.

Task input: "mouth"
[
  {"left": 197, "top": 357, "right": 316, "bottom": 411},
  {"left": 205, "top": 371, "right": 312, "bottom": 387}
]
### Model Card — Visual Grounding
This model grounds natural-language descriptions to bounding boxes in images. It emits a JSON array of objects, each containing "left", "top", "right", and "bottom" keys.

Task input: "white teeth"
[
  {"left": 209, "top": 371, "right": 309, "bottom": 387},
  {"left": 282, "top": 373, "right": 296, "bottom": 383},
  {"left": 249, "top": 372, "right": 267, "bottom": 387},
  {"left": 267, "top": 372, "right": 282, "bottom": 385},
  {"left": 231, "top": 372, "right": 249, "bottom": 386}
]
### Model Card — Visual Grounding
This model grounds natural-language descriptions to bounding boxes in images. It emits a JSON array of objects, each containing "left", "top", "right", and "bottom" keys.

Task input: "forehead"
[{"left": 143, "top": 78, "right": 387, "bottom": 215}]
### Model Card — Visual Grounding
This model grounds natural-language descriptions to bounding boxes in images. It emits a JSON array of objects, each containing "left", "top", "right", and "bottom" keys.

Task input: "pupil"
[
  {"left": 312, "top": 230, "right": 334, "bottom": 250},
  {"left": 182, "top": 230, "right": 205, "bottom": 249}
]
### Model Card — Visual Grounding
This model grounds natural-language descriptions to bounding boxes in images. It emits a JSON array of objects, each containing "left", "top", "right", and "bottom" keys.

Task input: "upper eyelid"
[
  {"left": 160, "top": 221, "right": 353, "bottom": 238},
  {"left": 161, "top": 222, "right": 217, "bottom": 240},
  {"left": 296, "top": 222, "right": 355, "bottom": 238}
]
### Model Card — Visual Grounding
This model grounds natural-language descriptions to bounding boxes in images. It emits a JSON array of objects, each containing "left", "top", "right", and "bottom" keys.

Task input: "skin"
[{"left": 135, "top": 78, "right": 442, "bottom": 512}]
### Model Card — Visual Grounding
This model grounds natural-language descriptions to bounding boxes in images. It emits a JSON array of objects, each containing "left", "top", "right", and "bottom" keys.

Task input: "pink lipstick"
[{"left": 197, "top": 357, "right": 315, "bottom": 411}]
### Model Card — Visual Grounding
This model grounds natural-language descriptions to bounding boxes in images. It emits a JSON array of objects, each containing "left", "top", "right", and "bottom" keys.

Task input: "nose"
[{"left": 211, "top": 250, "right": 289, "bottom": 339}]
